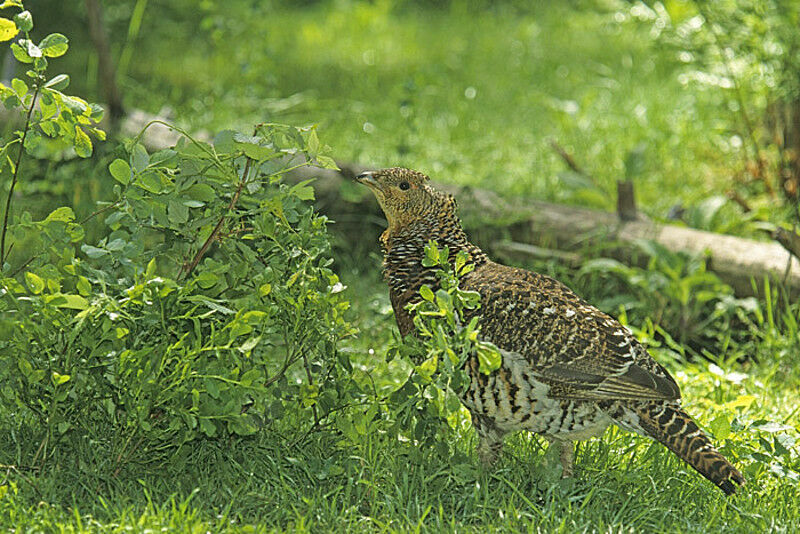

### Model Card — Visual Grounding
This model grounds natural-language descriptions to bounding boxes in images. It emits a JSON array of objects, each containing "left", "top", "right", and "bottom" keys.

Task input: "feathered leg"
[{"left": 472, "top": 412, "right": 505, "bottom": 466}]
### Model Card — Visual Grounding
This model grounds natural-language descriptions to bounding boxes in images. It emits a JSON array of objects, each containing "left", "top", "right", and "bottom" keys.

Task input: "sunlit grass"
[{"left": 123, "top": 1, "right": 747, "bottom": 221}]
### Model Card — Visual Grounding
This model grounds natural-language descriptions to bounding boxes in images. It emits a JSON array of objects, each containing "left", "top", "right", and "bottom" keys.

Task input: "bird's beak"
[{"left": 355, "top": 171, "right": 382, "bottom": 191}]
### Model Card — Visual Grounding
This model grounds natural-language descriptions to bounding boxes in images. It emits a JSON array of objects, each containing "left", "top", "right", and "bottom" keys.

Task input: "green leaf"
[
  {"left": 51, "top": 371, "right": 71, "bottom": 386},
  {"left": 19, "top": 38, "right": 41, "bottom": 59},
  {"left": 290, "top": 179, "right": 315, "bottom": 201},
  {"left": 199, "top": 418, "right": 217, "bottom": 437},
  {"left": 73, "top": 125, "right": 92, "bottom": 157},
  {"left": 108, "top": 159, "right": 131, "bottom": 185},
  {"left": 45, "top": 206, "right": 75, "bottom": 222},
  {"left": 46, "top": 293, "right": 89, "bottom": 310},
  {"left": 76, "top": 276, "right": 91, "bottom": 296},
  {"left": 168, "top": 199, "right": 189, "bottom": 224},
  {"left": 185, "top": 184, "right": 215, "bottom": 202},
  {"left": 11, "top": 78, "right": 26, "bottom": 97},
  {"left": 137, "top": 171, "right": 163, "bottom": 193},
  {"left": 44, "top": 73, "right": 69, "bottom": 90},
  {"left": 24, "top": 272, "right": 45, "bottom": 294},
  {"left": 130, "top": 143, "right": 149, "bottom": 172},
  {"left": 238, "top": 336, "right": 261, "bottom": 353},
  {"left": 195, "top": 271, "right": 218, "bottom": 289},
  {"left": 314, "top": 154, "right": 339, "bottom": 170},
  {"left": 709, "top": 415, "right": 731, "bottom": 440},
  {"left": 0, "top": 17, "right": 18, "bottom": 42},
  {"left": 10, "top": 43, "right": 31, "bottom": 63},
  {"left": 39, "top": 33, "right": 68, "bottom": 57},
  {"left": 81, "top": 245, "right": 108, "bottom": 258},
  {"left": 417, "top": 355, "right": 438, "bottom": 379},
  {"left": 477, "top": 343, "right": 502, "bottom": 375},
  {"left": 213, "top": 129, "right": 236, "bottom": 152},
  {"left": 420, "top": 285, "right": 435, "bottom": 302},
  {"left": 259, "top": 283, "right": 272, "bottom": 296},
  {"left": 307, "top": 128, "right": 320, "bottom": 154},
  {"left": 145, "top": 257, "right": 157, "bottom": 277},
  {"left": 13, "top": 10, "right": 32, "bottom": 32},
  {"left": 23, "top": 130, "right": 40, "bottom": 151}
]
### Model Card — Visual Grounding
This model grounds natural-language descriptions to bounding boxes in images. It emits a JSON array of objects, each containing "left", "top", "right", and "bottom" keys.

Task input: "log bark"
[{"left": 283, "top": 163, "right": 800, "bottom": 297}]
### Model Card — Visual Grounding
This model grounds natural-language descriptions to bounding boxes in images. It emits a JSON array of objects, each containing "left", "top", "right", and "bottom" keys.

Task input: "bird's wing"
[{"left": 464, "top": 264, "right": 681, "bottom": 402}]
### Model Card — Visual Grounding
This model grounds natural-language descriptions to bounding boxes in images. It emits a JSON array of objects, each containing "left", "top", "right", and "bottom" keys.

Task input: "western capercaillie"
[{"left": 357, "top": 167, "right": 745, "bottom": 495}]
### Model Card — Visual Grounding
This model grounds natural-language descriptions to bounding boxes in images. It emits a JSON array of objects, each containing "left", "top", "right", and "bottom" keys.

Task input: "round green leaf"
[
  {"left": 51, "top": 371, "right": 71, "bottom": 386},
  {"left": 108, "top": 158, "right": 131, "bottom": 185},
  {"left": 74, "top": 125, "right": 92, "bottom": 158},
  {"left": 10, "top": 42, "right": 31, "bottom": 63},
  {"left": 39, "top": 32, "right": 68, "bottom": 57},
  {"left": 11, "top": 77, "right": 27, "bottom": 97},
  {"left": 24, "top": 272, "right": 45, "bottom": 294},
  {"left": 44, "top": 73, "right": 69, "bottom": 90},
  {"left": 13, "top": 10, "right": 32, "bottom": 32}
]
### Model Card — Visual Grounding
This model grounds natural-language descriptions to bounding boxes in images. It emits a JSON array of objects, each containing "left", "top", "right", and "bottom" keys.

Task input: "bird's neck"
[{"left": 382, "top": 216, "right": 488, "bottom": 298}]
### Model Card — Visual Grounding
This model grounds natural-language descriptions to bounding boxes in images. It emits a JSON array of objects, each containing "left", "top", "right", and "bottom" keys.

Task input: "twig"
[
  {"left": 1, "top": 84, "right": 41, "bottom": 266},
  {"left": 549, "top": 140, "right": 587, "bottom": 176},
  {"left": 9, "top": 254, "right": 35, "bottom": 278},
  {"left": 79, "top": 199, "right": 124, "bottom": 224},
  {"left": 774, "top": 226, "right": 800, "bottom": 261},
  {"left": 178, "top": 157, "right": 253, "bottom": 279},
  {"left": 726, "top": 190, "right": 752, "bottom": 212},
  {"left": 1, "top": 465, "right": 42, "bottom": 500},
  {"left": 301, "top": 353, "right": 320, "bottom": 425}
]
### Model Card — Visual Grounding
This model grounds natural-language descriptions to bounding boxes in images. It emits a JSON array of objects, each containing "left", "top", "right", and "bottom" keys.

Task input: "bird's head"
[{"left": 356, "top": 167, "right": 453, "bottom": 231}]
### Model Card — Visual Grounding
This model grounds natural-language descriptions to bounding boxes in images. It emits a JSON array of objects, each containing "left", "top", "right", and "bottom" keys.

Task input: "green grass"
[
  {"left": 2, "top": 261, "right": 799, "bottom": 532},
  {"left": 3, "top": 1, "right": 800, "bottom": 531}
]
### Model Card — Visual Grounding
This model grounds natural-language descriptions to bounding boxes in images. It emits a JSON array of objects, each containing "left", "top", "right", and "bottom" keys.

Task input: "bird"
[{"left": 356, "top": 167, "right": 745, "bottom": 495}]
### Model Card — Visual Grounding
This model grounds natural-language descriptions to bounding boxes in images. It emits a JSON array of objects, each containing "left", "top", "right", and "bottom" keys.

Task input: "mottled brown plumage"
[{"left": 357, "top": 167, "right": 745, "bottom": 495}]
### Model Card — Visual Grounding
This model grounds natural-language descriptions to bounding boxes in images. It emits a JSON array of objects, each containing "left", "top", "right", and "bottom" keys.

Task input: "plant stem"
[
  {"left": 1, "top": 84, "right": 41, "bottom": 267},
  {"left": 179, "top": 156, "right": 253, "bottom": 279}
]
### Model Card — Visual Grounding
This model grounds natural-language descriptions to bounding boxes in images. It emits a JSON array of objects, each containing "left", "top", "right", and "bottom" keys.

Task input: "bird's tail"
[{"left": 636, "top": 403, "right": 745, "bottom": 495}]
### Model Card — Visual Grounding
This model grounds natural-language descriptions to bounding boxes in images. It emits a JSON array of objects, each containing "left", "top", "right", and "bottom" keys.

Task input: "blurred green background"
[{"left": 11, "top": 0, "right": 800, "bottom": 234}]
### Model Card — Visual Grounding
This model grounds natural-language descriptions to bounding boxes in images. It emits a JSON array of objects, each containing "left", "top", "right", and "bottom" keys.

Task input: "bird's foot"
[{"left": 477, "top": 440, "right": 503, "bottom": 467}]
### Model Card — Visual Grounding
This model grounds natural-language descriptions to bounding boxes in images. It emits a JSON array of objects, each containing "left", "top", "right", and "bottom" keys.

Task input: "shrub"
[{"left": 0, "top": 121, "right": 356, "bottom": 468}]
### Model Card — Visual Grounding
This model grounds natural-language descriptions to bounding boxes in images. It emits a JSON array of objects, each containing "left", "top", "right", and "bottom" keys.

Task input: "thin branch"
[
  {"left": 178, "top": 157, "right": 253, "bottom": 280},
  {"left": 79, "top": 199, "right": 124, "bottom": 224},
  {"left": 1, "top": 84, "right": 41, "bottom": 267},
  {"left": 9, "top": 254, "right": 35, "bottom": 278},
  {"left": 549, "top": 139, "right": 587, "bottom": 176},
  {"left": 774, "top": 225, "right": 800, "bottom": 264}
]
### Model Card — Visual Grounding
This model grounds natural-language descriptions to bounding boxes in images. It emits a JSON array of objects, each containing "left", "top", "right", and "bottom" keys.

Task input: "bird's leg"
[
  {"left": 559, "top": 441, "right": 575, "bottom": 478},
  {"left": 545, "top": 440, "right": 575, "bottom": 478},
  {"left": 472, "top": 413, "right": 504, "bottom": 466}
]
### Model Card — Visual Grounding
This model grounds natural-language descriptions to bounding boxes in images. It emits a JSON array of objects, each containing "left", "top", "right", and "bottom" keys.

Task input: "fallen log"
[
  {"left": 283, "top": 163, "right": 800, "bottom": 297},
  {"left": 4, "top": 102, "right": 795, "bottom": 296}
]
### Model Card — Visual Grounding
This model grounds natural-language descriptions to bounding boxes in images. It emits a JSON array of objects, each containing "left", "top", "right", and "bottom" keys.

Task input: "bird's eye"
[{"left": 399, "top": 181, "right": 410, "bottom": 191}]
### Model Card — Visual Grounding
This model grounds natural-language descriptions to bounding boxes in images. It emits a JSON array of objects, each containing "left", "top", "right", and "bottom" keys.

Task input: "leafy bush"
[
  {"left": 1, "top": 114, "right": 356, "bottom": 468},
  {"left": 368, "top": 242, "right": 501, "bottom": 451},
  {"left": 578, "top": 239, "right": 758, "bottom": 357}
]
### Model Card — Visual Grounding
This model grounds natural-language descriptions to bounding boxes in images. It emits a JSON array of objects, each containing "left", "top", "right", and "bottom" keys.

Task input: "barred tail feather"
[{"left": 637, "top": 404, "right": 745, "bottom": 495}]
